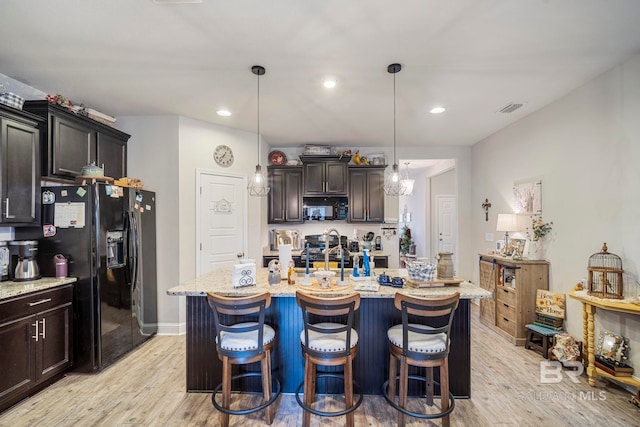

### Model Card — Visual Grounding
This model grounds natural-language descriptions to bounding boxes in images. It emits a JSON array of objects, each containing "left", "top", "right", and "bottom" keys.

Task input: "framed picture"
[
  {"left": 596, "top": 331, "right": 629, "bottom": 363},
  {"left": 513, "top": 180, "right": 542, "bottom": 214},
  {"left": 509, "top": 238, "right": 526, "bottom": 256}
]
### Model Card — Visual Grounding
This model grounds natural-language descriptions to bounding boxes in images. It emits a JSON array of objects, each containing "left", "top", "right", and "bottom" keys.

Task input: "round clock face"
[{"left": 214, "top": 145, "right": 234, "bottom": 167}]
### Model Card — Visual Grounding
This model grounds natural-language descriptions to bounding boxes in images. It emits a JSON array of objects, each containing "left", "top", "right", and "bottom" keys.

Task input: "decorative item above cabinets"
[
  {"left": 300, "top": 155, "right": 350, "bottom": 196},
  {"left": 23, "top": 100, "right": 130, "bottom": 181}
]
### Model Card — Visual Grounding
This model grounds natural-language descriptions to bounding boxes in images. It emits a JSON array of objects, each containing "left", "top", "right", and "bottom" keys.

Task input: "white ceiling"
[{"left": 2, "top": 0, "right": 640, "bottom": 148}]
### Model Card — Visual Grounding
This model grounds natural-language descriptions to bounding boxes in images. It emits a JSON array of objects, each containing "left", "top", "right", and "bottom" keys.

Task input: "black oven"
[{"left": 303, "top": 197, "right": 348, "bottom": 221}]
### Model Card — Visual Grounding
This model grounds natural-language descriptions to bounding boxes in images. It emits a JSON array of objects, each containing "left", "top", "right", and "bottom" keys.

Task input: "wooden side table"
[{"left": 569, "top": 290, "right": 640, "bottom": 389}]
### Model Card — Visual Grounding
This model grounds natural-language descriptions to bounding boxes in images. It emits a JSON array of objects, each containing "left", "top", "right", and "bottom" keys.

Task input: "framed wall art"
[{"left": 513, "top": 180, "right": 542, "bottom": 214}]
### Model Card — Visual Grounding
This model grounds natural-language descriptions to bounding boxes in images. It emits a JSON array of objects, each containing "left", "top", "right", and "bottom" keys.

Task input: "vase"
[{"left": 528, "top": 240, "right": 546, "bottom": 260}]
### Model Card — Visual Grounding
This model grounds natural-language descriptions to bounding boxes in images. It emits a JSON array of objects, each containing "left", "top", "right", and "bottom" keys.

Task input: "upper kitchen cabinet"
[
  {"left": 0, "top": 104, "right": 42, "bottom": 225},
  {"left": 348, "top": 166, "right": 385, "bottom": 223},
  {"left": 300, "top": 155, "right": 349, "bottom": 196},
  {"left": 268, "top": 165, "right": 303, "bottom": 223},
  {"left": 23, "top": 101, "right": 129, "bottom": 181}
]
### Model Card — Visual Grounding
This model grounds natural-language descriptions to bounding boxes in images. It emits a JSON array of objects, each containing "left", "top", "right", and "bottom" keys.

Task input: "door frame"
[{"left": 195, "top": 169, "right": 249, "bottom": 276}]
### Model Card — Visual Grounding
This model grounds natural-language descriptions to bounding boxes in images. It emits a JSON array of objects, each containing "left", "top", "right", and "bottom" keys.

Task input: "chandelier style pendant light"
[
  {"left": 247, "top": 65, "right": 270, "bottom": 197},
  {"left": 383, "top": 63, "right": 406, "bottom": 196},
  {"left": 401, "top": 162, "right": 415, "bottom": 195}
]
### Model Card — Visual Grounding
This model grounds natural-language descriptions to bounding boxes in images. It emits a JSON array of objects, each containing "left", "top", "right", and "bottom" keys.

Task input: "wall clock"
[{"left": 214, "top": 144, "right": 234, "bottom": 167}]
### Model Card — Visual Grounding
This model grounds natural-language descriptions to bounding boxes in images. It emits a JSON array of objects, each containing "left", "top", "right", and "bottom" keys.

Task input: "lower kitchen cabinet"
[
  {"left": 478, "top": 254, "right": 549, "bottom": 345},
  {"left": 0, "top": 284, "right": 73, "bottom": 412}
]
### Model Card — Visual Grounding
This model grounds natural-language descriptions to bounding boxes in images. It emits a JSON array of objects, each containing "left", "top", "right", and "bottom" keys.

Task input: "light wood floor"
[{"left": 1, "top": 305, "right": 638, "bottom": 426}]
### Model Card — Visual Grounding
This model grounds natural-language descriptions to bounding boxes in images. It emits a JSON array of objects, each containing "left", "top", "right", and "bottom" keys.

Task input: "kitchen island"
[{"left": 168, "top": 268, "right": 491, "bottom": 397}]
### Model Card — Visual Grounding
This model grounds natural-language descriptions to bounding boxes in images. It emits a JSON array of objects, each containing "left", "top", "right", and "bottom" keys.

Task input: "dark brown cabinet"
[
  {"left": 348, "top": 166, "right": 385, "bottom": 223},
  {"left": 301, "top": 157, "right": 348, "bottom": 196},
  {"left": 268, "top": 166, "right": 303, "bottom": 223},
  {"left": 24, "top": 101, "right": 129, "bottom": 181},
  {"left": 0, "top": 285, "right": 73, "bottom": 412},
  {"left": 0, "top": 105, "right": 42, "bottom": 225}
]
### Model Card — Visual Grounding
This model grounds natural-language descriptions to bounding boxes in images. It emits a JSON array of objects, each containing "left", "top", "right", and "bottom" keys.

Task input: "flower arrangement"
[{"left": 531, "top": 215, "right": 553, "bottom": 241}]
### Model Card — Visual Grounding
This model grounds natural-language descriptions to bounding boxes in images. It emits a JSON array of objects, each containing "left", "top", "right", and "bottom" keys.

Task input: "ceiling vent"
[{"left": 498, "top": 103, "right": 524, "bottom": 113}]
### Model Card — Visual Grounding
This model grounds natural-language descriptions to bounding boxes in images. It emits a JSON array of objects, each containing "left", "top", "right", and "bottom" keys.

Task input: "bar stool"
[
  {"left": 383, "top": 292, "right": 460, "bottom": 427},
  {"left": 206, "top": 291, "right": 281, "bottom": 427},
  {"left": 295, "top": 291, "right": 363, "bottom": 427}
]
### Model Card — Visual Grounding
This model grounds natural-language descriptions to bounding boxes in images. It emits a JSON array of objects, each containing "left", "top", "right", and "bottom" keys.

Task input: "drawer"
[
  {"left": 496, "top": 313, "right": 516, "bottom": 336},
  {"left": 496, "top": 286, "right": 516, "bottom": 306},
  {"left": 0, "top": 285, "right": 73, "bottom": 324},
  {"left": 496, "top": 301, "right": 516, "bottom": 320}
]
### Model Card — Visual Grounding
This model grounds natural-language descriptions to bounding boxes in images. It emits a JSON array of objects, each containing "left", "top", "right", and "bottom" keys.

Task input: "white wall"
[
  {"left": 117, "top": 115, "right": 182, "bottom": 334},
  {"left": 471, "top": 54, "right": 640, "bottom": 376}
]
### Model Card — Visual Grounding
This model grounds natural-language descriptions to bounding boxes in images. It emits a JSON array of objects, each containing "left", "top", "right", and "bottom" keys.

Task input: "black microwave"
[{"left": 303, "top": 197, "right": 348, "bottom": 221}]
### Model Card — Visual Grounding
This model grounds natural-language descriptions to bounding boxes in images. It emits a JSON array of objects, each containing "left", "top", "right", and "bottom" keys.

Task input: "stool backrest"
[
  {"left": 394, "top": 292, "right": 460, "bottom": 360},
  {"left": 296, "top": 291, "right": 360, "bottom": 359},
  {"left": 207, "top": 292, "right": 272, "bottom": 358}
]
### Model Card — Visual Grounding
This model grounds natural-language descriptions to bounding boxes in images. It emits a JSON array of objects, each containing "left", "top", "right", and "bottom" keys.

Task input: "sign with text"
[{"left": 535, "top": 289, "right": 565, "bottom": 319}]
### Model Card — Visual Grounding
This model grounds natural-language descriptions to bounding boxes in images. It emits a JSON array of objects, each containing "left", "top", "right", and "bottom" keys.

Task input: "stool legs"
[
  {"left": 388, "top": 353, "right": 397, "bottom": 404},
  {"left": 398, "top": 355, "right": 409, "bottom": 427},
  {"left": 302, "top": 358, "right": 315, "bottom": 427},
  {"left": 261, "top": 350, "right": 275, "bottom": 424},
  {"left": 345, "top": 355, "right": 354, "bottom": 427},
  {"left": 221, "top": 356, "right": 232, "bottom": 427},
  {"left": 441, "top": 357, "right": 450, "bottom": 427},
  {"left": 425, "top": 367, "right": 434, "bottom": 406}
]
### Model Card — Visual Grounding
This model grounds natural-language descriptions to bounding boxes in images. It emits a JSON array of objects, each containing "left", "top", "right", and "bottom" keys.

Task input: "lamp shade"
[{"left": 496, "top": 213, "right": 520, "bottom": 232}]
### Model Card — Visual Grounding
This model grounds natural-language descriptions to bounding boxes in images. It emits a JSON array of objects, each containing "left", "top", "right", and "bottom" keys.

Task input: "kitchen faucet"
[{"left": 323, "top": 228, "right": 342, "bottom": 270}]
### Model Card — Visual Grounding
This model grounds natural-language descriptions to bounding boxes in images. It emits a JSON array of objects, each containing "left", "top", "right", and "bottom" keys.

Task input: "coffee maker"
[{"left": 9, "top": 240, "right": 40, "bottom": 281}]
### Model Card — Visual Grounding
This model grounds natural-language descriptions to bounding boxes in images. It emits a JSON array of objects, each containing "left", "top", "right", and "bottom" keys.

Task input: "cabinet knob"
[{"left": 32, "top": 321, "right": 39, "bottom": 342}]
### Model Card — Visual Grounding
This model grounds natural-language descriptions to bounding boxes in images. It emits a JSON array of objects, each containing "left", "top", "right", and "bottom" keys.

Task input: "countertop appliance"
[
  {"left": 9, "top": 240, "right": 40, "bottom": 281},
  {"left": 16, "top": 184, "right": 157, "bottom": 372},
  {"left": 270, "top": 229, "right": 301, "bottom": 251}
]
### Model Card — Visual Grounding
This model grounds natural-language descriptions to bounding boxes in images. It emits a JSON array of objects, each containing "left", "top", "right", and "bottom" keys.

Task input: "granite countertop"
[
  {"left": 261, "top": 249, "right": 390, "bottom": 258},
  {"left": 167, "top": 267, "right": 491, "bottom": 299},
  {"left": 0, "top": 277, "right": 78, "bottom": 300}
]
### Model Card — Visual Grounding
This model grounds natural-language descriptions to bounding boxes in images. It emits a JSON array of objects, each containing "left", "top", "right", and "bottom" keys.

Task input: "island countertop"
[{"left": 167, "top": 267, "right": 491, "bottom": 299}]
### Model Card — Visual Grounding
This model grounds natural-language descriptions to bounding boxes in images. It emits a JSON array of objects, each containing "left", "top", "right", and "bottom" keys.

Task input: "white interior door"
[
  {"left": 197, "top": 171, "right": 247, "bottom": 275},
  {"left": 436, "top": 195, "right": 457, "bottom": 268}
]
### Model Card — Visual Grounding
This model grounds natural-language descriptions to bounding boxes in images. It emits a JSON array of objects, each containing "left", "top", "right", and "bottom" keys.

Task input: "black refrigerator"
[{"left": 17, "top": 183, "right": 157, "bottom": 372}]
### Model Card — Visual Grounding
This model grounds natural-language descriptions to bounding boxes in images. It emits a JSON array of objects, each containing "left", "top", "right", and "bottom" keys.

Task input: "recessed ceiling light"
[
  {"left": 429, "top": 106, "right": 446, "bottom": 114},
  {"left": 216, "top": 109, "right": 231, "bottom": 117},
  {"left": 323, "top": 79, "right": 337, "bottom": 89}
]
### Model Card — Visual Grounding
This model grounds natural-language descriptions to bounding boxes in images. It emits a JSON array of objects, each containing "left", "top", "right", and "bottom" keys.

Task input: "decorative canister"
[
  {"left": 267, "top": 259, "right": 282, "bottom": 285},
  {"left": 436, "top": 252, "right": 454, "bottom": 279}
]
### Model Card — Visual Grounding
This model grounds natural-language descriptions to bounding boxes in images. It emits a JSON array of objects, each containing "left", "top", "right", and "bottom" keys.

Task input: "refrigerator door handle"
[{"left": 130, "top": 212, "right": 139, "bottom": 289}]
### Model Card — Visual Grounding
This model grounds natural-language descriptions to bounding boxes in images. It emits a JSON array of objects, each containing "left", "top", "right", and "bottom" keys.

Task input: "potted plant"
[{"left": 400, "top": 225, "right": 414, "bottom": 254}]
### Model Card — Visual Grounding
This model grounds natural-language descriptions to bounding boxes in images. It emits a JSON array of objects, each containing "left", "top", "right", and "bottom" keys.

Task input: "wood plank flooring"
[{"left": 1, "top": 304, "right": 638, "bottom": 426}]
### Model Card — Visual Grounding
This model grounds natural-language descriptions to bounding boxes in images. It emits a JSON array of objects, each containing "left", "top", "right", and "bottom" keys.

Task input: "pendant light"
[
  {"left": 247, "top": 65, "right": 270, "bottom": 197},
  {"left": 383, "top": 63, "right": 405, "bottom": 196},
  {"left": 400, "top": 162, "right": 415, "bottom": 195}
]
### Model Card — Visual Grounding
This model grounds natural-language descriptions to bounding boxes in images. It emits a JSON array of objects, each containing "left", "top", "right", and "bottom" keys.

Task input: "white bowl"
[{"left": 313, "top": 270, "right": 336, "bottom": 281}]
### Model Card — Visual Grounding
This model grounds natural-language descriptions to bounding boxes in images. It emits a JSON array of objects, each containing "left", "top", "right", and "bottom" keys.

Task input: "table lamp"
[{"left": 496, "top": 213, "right": 520, "bottom": 255}]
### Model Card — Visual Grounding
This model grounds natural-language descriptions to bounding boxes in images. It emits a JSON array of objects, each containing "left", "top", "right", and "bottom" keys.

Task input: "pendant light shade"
[
  {"left": 383, "top": 63, "right": 406, "bottom": 196},
  {"left": 247, "top": 65, "right": 270, "bottom": 197},
  {"left": 400, "top": 162, "right": 415, "bottom": 196}
]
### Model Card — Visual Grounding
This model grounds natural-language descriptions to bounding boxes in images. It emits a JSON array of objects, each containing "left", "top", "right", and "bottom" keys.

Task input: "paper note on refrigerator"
[{"left": 54, "top": 202, "right": 86, "bottom": 228}]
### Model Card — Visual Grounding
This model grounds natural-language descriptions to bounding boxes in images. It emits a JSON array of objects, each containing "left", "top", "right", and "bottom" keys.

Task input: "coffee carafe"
[{"left": 9, "top": 240, "right": 40, "bottom": 281}]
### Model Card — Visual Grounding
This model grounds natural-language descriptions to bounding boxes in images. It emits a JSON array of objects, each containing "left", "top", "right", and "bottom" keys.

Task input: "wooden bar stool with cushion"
[
  {"left": 383, "top": 292, "right": 460, "bottom": 427},
  {"left": 206, "top": 291, "right": 281, "bottom": 427},
  {"left": 295, "top": 291, "right": 363, "bottom": 427}
]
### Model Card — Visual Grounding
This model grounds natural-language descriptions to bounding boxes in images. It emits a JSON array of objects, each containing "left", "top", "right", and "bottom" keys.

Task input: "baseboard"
[{"left": 157, "top": 322, "right": 186, "bottom": 335}]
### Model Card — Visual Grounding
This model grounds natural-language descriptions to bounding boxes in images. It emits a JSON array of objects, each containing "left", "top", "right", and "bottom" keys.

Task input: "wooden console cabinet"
[
  {"left": 478, "top": 255, "right": 549, "bottom": 345},
  {"left": 0, "top": 284, "right": 73, "bottom": 412}
]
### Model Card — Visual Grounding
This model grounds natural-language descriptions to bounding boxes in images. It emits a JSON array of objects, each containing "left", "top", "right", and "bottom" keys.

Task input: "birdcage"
[{"left": 588, "top": 243, "right": 624, "bottom": 299}]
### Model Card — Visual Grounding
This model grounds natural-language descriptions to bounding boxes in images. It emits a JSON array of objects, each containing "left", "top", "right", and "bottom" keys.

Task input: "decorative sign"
[
  {"left": 213, "top": 198, "right": 234, "bottom": 213},
  {"left": 535, "top": 289, "right": 565, "bottom": 319}
]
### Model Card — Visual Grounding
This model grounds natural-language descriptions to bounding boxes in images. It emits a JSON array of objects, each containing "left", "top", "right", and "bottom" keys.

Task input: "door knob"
[{"left": 236, "top": 252, "right": 244, "bottom": 258}]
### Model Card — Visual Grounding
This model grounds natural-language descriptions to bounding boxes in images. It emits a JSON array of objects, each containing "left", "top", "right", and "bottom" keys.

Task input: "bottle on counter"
[
  {"left": 352, "top": 254, "right": 360, "bottom": 277},
  {"left": 287, "top": 259, "right": 296, "bottom": 285},
  {"left": 363, "top": 249, "right": 371, "bottom": 277}
]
